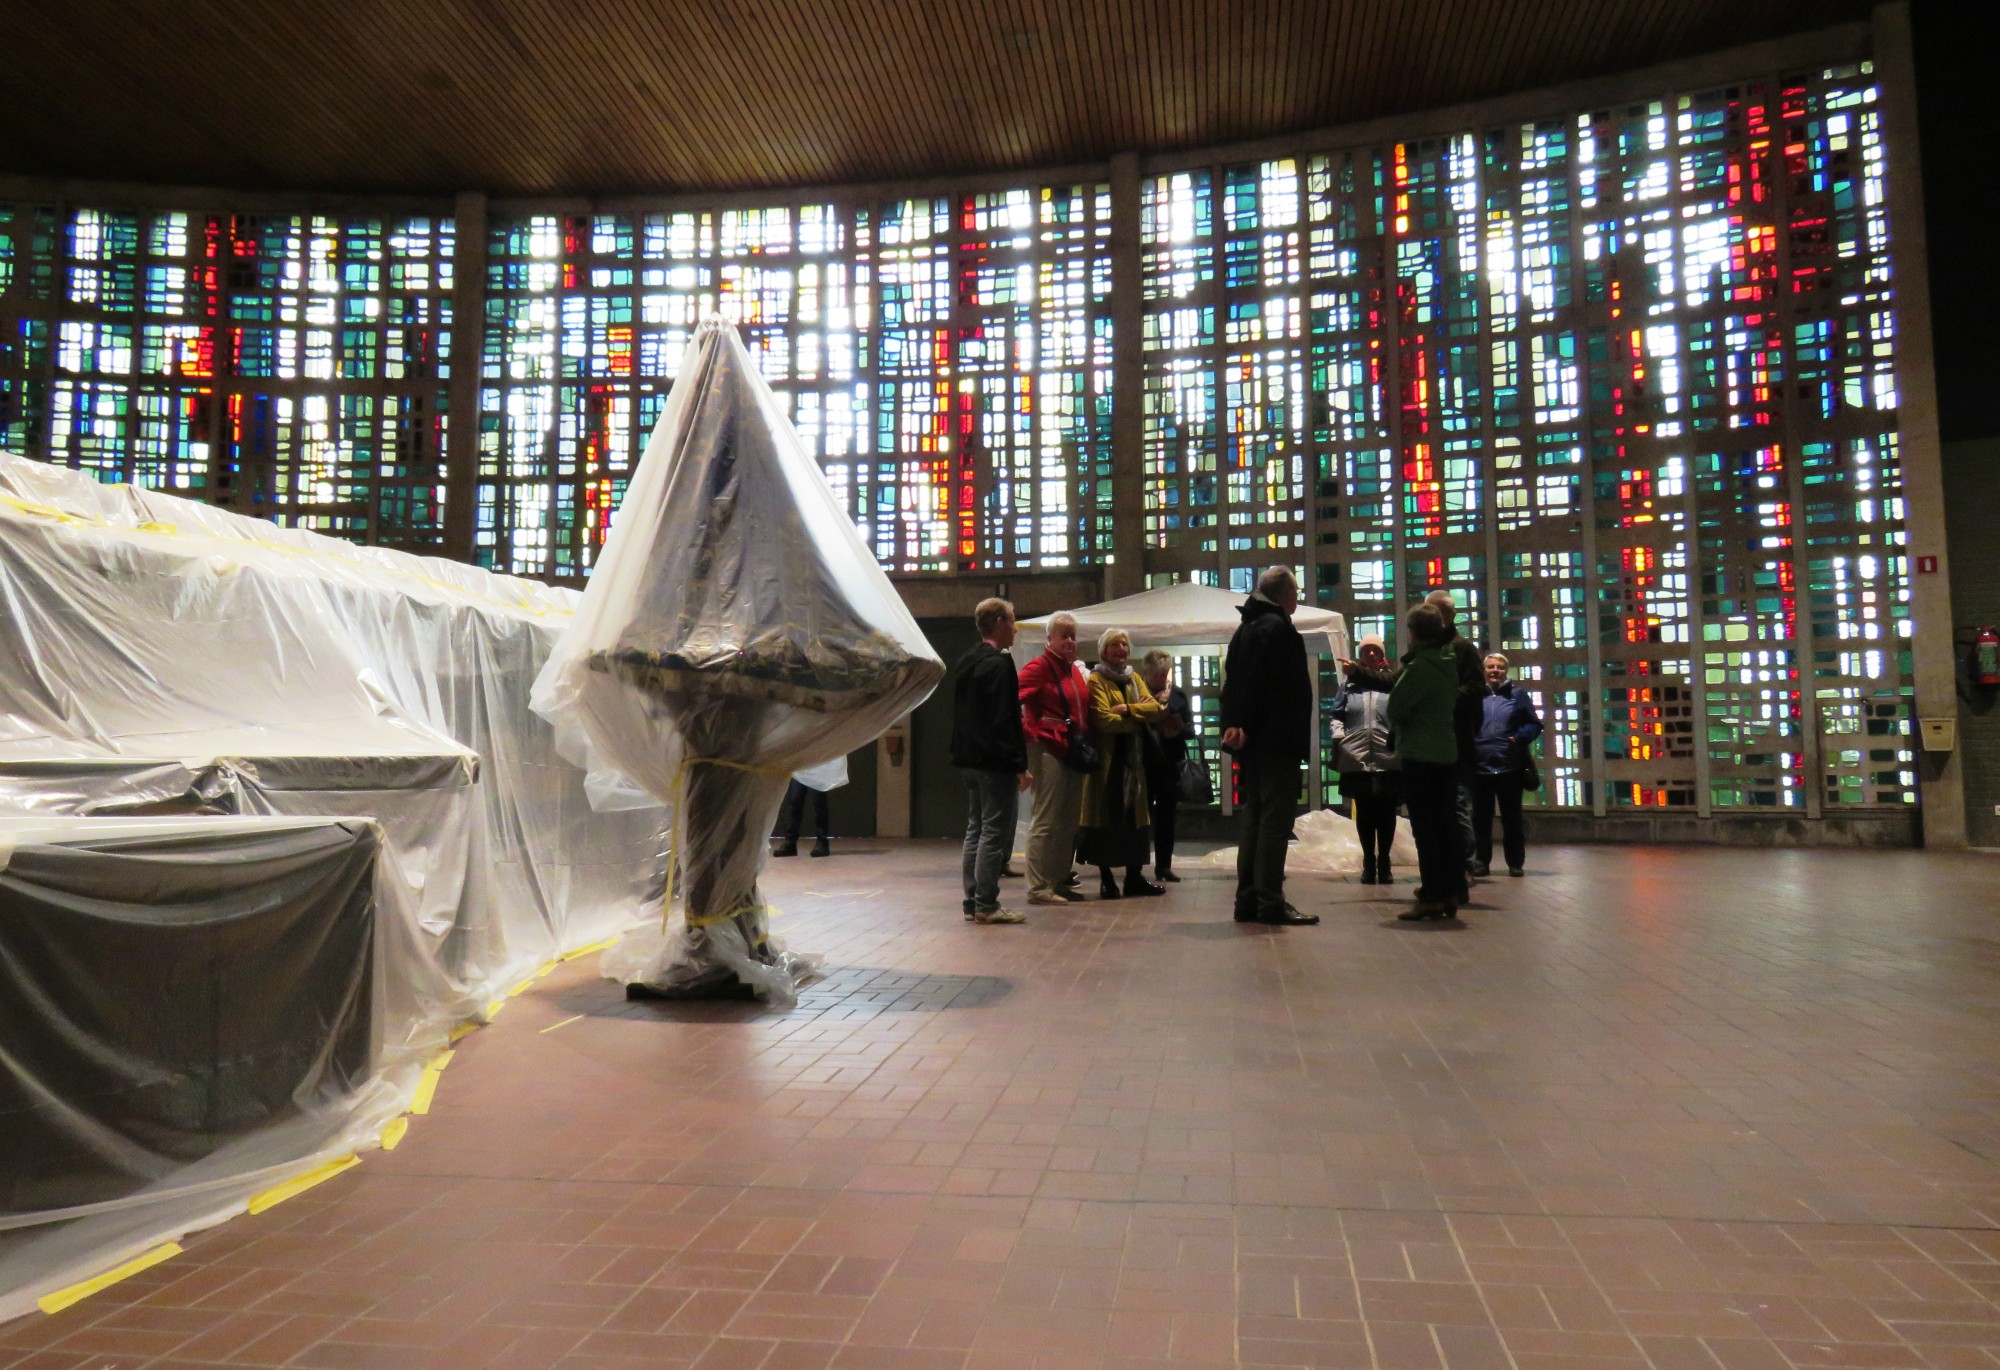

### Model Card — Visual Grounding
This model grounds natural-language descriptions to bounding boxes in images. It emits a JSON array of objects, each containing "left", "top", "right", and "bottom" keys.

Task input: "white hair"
[
  {"left": 1097, "top": 627, "right": 1130, "bottom": 656},
  {"left": 1048, "top": 612, "right": 1078, "bottom": 637},
  {"left": 1256, "top": 565, "right": 1297, "bottom": 597}
]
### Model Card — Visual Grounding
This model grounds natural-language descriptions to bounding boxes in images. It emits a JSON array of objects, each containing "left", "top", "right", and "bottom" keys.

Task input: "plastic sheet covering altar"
[
  {"left": 0, "top": 450, "right": 666, "bottom": 1320},
  {"left": 533, "top": 319, "right": 943, "bottom": 1005},
  {"left": 0, "top": 816, "right": 399, "bottom": 1319}
]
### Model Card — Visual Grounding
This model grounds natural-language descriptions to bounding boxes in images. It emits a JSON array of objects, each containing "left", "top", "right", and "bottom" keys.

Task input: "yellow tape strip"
[
  {"left": 540, "top": 1014, "right": 584, "bottom": 1034},
  {"left": 484, "top": 998, "right": 507, "bottom": 1020},
  {"left": 379, "top": 1116, "right": 409, "bottom": 1152},
  {"left": 534, "top": 959, "right": 559, "bottom": 980},
  {"left": 410, "top": 1070, "right": 442, "bottom": 1116},
  {"left": 560, "top": 936, "right": 620, "bottom": 961},
  {"left": 247, "top": 1155, "right": 359, "bottom": 1216},
  {"left": 448, "top": 1021, "right": 479, "bottom": 1044},
  {"left": 504, "top": 975, "right": 538, "bottom": 997},
  {"left": 37, "top": 1241, "right": 182, "bottom": 1315}
]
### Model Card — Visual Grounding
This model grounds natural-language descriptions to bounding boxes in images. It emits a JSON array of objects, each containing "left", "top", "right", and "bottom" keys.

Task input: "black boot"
[
  {"left": 1098, "top": 869, "right": 1121, "bottom": 899},
  {"left": 809, "top": 837, "right": 831, "bottom": 858},
  {"left": 1360, "top": 858, "right": 1377, "bottom": 885},
  {"left": 773, "top": 839, "right": 798, "bottom": 858},
  {"left": 1123, "top": 869, "right": 1165, "bottom": 897}
]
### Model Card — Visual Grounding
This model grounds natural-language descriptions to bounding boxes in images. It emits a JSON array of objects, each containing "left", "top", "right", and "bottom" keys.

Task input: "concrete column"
[
  {"left": 442, "top": 191, "right": 487, "bottom": 566},
  {"left": 1107, "top": 152, "right": 1146, "bottom": 599},
  {"left": 1874, "top": 2, "right": 1966, "bottom": 847}
]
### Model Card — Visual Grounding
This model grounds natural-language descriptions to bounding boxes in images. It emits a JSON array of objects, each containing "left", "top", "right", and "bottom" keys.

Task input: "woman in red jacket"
[{"left": 1018, "top": 612, "right": 1089, "bottom": 905}]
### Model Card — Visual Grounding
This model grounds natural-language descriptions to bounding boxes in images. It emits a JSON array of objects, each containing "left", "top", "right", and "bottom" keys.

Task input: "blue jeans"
[{"left": 960, "top": 768, "right": 1020, "bottom": 914}]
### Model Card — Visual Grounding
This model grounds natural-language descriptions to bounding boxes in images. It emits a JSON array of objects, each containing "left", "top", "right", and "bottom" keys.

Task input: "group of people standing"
[
  {"left": 949, "top": 597, "right": 1197, "bottom": 923},
  {"left": 948, "top": 571, "right": 1544, "bottom": 927},
  {"left": 1331, "top": 590, "right": 1545, "bottom": 919}
]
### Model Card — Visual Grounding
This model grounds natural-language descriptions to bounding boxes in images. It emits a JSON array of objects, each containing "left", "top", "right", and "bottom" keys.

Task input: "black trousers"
[
  {"left": 1146, "top": 768, "right": 1178, "bottom": 874},
  {"left": 1353, "top": 794, "right": 1398, "bottom": 869},
  {"left": 778, "top": 780, "right": 829, "bottom": 842},
  {"left": 1401, "top": 759, "right": 1464, "bottom": 904},
  {"left": 1471, "top": 771, "right": 1527, "bottom": 871},
  {"left": 1234, "top": 755, "right": 1301, "bottom": 918}
]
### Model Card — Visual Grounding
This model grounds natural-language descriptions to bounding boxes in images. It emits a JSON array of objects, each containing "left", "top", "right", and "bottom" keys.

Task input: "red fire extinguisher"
[{"left": 1976, "top": 626, "right": 2000, "bottom": 688}]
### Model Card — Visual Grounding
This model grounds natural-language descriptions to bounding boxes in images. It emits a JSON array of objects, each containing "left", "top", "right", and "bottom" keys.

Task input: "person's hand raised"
[{"left": 1221, "top": 726, "right": 1246, "bottom": 750}]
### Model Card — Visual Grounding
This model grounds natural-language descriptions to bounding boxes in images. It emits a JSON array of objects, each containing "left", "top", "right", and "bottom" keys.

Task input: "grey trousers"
[
  {"left": 960, "top": 768, "right": 1020, "bottom": 914},
  {"left": 1235, "top": 756, "right": 1302, "bottom": 918},
  {"left": 1026, "top": 742, "right": 1083, "bottom": 898}
]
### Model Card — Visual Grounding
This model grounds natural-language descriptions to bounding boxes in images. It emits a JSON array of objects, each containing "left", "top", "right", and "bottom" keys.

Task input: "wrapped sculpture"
[{"left": 532, "top": 319, "right": 943, "bottom": 1005}]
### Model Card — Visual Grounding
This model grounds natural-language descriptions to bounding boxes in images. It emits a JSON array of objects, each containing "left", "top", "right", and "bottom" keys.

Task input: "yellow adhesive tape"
[
  {"left": 448, "top": 1021, "right": 479, "bottom": 1044},
  {"left": 38, "top": 1242, "right": 182, "bottom": 1315},
  {"left": 504, "top": 975, "right": 538, "bottom": 997},
  {"left": 534, "top": 960, "right": 559, "bottom": 979},
  {"left": 379, "top": 1117, "right": 409, "bottom": 1151},
  {"left": 540, "top": 1014, "right": 584, "bottom": 1034},
  {"left": 410, "top": 1069, "right": 442, "bottom": 1116},
  {"left": 560, "top": 936, "right": 620, "bottom": 961},
  {"left": 484, "top": 998, "right": 507, "bottom": 1020},
  {"left": 247, "top": 1155, "right": 359, "bottom": 1216}
]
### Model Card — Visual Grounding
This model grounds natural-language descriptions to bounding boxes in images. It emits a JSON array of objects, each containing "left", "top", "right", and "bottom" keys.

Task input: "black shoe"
[
  {"left": 1062, "top": 872, "right": 1081, "bottom": 889},
  {"left": 1099, "top": 876, "right": 1122, "bottom": 899},
  {"left": 1454, "top": 884, "right": 1471, "bottom": 905},
  {"left": 1124, "top": 878, "right": 1166, "bottom": 897},
  {"left": 1234, "top": 904, "right": 1259, "bottom": 922},
  {"left": 963, "top": 900, "right": 976, "bottom": 921},
  {"left": 1056, "top": 886, "right": 1085, "bottom": 903},
  {"left": 809, "top": 839, "right": 831, "bottom": 858},
  {"left": 1470, "top": 860, "right": 1490, "bottom": 877},
  {"left": 773, "top": 841, "right": 798, "bottom": 858},
  {"left": 1260, "top": 904, "right": 1320, "bottom": 926},
  {"left": 1507, "top": 867, "right": 1524, "bottom": 877},
  {"left": 1378, "top": 862, "right": 1393, "bottom": 883},
  {"left": 1359, "top": 864, "right": 1377, "bottom": 885},
  {"left": 1001, "top": 867, "right": 1024, "bottom": 878},
  {"left": 1159, "top": 870, "right": 1181, "bottom": 883}
]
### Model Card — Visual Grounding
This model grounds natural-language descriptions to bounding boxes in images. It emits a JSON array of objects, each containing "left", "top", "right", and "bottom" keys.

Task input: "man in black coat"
[
  {"left": 950, "top": 597, "right": 1031, "bottom": 924},
  {"left": 1219, "top": 567, "right": 1320, "bottom": 926},
  {"left": 1421, "top": 589, "right": 1488, "bottom": 895}
]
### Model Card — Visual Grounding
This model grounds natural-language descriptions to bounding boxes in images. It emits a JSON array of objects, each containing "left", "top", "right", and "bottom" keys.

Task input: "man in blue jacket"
[
  {"left": 1470, "top": 652, "right": 1544, "bottom": 877},
  {"left": 1219, "top": 567, "right": 1319, "bottom": 926}
]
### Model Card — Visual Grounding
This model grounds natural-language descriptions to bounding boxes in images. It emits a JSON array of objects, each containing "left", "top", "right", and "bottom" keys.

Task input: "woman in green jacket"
[
  {"left": 1388, "top": 603, "right": 1466, "bottom": 919},
  {"left": 1077, "top": 628, "right": 1167, "bottom": 898}
]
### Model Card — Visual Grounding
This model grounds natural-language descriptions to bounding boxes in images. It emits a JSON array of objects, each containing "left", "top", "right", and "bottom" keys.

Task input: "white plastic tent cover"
[
  {"left": 1013, "top": 581, "right": 1349, "bottom": 661},
  {"left": 532, "top": 319, "right": 942, "bottom": 1002},
  {"left": 0, "top": 449, "right": 665, "bottom": 1321}
]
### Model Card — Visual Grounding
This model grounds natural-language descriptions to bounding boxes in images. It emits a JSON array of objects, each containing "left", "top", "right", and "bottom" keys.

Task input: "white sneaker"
[{"left": 973, "top": 908, "right": 1026, "bottom": 924}]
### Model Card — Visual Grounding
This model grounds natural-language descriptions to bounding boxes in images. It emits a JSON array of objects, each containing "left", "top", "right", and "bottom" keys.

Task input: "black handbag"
[
  {"left": 1176, "top": 755, "right": 1215, "bottom": 806},
  {"left": 1060, "top": 714, "right": 1100, "bottom": 774},
  {"left": 1520, "top": 747, "right": 1543, "bottom": 792}
]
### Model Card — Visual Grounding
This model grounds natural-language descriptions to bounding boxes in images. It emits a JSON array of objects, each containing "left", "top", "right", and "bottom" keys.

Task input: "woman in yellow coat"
[{"left": 1077, "top": 628, "right": 1168, "bottom": 899}]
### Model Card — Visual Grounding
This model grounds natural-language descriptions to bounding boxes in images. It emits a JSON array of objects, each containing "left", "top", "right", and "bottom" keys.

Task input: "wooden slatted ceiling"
[{"left": 0, "top": 0, "right": 1874, "bottom": 197}]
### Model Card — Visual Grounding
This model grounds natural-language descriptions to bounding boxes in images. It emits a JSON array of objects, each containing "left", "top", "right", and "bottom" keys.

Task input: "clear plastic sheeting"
[
  {"left": 0, "top": 450, "right": 665, "bottom": 1321},
  {"left": 0, "top": 815, "right": 417, "bottom": 1321},
  {"left": 1201, "top": 807, "right": 1420, "bottom": 877},
  {"left": 534, "top": 320, "right": 943, "bottom": 1005}
]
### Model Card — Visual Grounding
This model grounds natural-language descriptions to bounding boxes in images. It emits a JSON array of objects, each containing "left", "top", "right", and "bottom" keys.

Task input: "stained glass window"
[
  {"left": 2, "top": 206, "right": 452, "bottom": 550},
  {"left": 0, "top": 49, "right": 1916, "bottom": 815}
]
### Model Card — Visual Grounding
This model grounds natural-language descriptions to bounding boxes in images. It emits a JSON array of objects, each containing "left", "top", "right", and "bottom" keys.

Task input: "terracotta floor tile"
[{"left": 14, "top": 846, "right": 2000, "bottom": 1370}]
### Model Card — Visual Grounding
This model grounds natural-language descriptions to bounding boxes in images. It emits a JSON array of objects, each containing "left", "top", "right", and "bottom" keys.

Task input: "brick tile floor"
[{"left": 8, "top": 841, "right": 2000, "bottom": 1369}]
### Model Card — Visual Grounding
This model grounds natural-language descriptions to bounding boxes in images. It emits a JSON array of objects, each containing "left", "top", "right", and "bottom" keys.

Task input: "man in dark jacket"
[
  {"left": 1219, "top": 567, "right": 1319, "bottom": 926},
  {"left": 951, "top": 597, "right": 1031, "bottom": 924},
  {"left": 1471, "top": 652, "right": 1544, "bottom": 877},
  {"left": 1420, "top": 590, "right": 1487, "bottom": 894}
]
